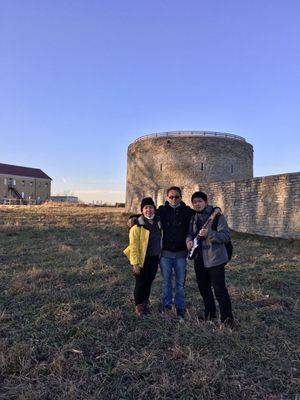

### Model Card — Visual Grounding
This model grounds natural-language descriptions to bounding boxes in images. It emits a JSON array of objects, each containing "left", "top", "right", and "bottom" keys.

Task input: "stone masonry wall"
[
  {"left": 182, "top": 173, "right": 300, "bottom": 239},
  {"left": 126, "top": 171, "right": 300, "bottom": 238}
]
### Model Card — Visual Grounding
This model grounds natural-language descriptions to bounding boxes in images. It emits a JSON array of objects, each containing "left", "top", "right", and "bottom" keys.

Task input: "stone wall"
[
  {"left": 126, "top": 172, "right": 300, "bottom": 239},
  {"left": 182, "top": 173, "right": 300, "bottom": 239}
]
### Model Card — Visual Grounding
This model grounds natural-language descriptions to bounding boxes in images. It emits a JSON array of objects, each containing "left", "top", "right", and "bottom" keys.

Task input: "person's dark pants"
[
  {"left": 134, "top": 255, "right": 159, "bottom": 306},
  {"left": 194, "top": 261, "right": 233, "bottom": 322}
]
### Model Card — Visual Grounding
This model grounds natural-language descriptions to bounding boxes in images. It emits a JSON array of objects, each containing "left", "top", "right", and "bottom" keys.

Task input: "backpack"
[{"left": 212, "top": 213, "right": 233, "bottom": 261}]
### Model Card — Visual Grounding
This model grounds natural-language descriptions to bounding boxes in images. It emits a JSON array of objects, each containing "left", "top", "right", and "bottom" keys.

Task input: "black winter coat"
[{"left": 157, "top": 201, "right": 194, "bottom": 252}]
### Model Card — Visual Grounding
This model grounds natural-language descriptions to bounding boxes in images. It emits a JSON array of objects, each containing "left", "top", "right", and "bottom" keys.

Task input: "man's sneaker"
[
  {"left": 176, "top": 308, "right": 185, "bottom": 323},
  {"left": 158, "top": 305, "right": 172, "bottom": 314}
]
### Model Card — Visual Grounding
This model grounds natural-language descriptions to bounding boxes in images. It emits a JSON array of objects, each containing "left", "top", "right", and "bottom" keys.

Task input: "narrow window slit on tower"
[
  {"left": 231, "top": 164, "right": 234, "bottom": 173},
  {"left": 201, "top": 163, "right": 204, "bottom": 171},
  {"left": 160, "top": 164, "right": 163, "bottom": 171}
]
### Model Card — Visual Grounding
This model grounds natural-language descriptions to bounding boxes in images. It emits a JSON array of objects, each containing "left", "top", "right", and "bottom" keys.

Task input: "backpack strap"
[{"left": 211, "top": 210, "right": 221, "bottom": 231}]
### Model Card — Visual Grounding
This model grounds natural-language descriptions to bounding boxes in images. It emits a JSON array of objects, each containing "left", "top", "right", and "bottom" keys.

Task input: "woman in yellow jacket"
[{"left": 124, "top": 197, "right": 162, "bottom": 316}]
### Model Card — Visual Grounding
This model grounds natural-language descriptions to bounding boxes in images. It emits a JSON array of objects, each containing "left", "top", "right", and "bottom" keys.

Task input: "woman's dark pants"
[
  {"left": 134, "top": 255, "right": 159, "bottom": 306},
  {"left": 194, "top": 261, "right": 233, "bottom": 322}
]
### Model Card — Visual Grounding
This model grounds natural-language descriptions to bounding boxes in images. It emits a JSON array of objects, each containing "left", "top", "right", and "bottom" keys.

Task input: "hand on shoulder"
[{"left": 127, "top": 215, "right": 139, "bottom": 228}]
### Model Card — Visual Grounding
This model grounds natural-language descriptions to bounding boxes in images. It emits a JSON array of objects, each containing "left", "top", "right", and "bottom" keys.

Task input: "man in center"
[{"left": 156, "top": 186, "right": 194, "bottom": 319}]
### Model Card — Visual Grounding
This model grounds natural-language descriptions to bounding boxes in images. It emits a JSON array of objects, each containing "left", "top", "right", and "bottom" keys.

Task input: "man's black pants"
[
  {"left": 134, "top": 255, "right": 159, "bottom": 306},
  {"left": 194, "top": 261, "right": 233, "bottom": 322}
]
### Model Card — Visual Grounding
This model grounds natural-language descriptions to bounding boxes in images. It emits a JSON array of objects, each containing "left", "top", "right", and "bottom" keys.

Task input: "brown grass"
[{"left": 0, "top": 204, "right": 299, "bottom": 399}]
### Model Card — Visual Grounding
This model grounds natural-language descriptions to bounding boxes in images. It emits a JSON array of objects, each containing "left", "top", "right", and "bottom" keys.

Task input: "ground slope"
[{"left": 0, "top": 205, "right": 299, "bottom": 400}]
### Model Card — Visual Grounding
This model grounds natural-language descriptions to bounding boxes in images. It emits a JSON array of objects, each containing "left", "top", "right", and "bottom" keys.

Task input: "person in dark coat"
[{"left": 157, "top": 187, "right": 194, "bottom": 320}]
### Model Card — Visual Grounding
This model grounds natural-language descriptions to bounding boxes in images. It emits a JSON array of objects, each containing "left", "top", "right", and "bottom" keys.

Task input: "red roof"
[{"left": 0, "top": 163, "right": 52, "bottom": 180}]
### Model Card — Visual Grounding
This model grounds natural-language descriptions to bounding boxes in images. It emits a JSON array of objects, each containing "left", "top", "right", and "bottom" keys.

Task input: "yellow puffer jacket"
[
  {"left": 123, "top": 216, "right": 162, "bottom": 267},
  {"left": 123, "top": 225, "right": 149, "bottom": 267}
]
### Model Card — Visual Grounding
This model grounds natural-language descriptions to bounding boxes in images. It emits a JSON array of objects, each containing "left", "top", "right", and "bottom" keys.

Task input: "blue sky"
[{"left": 1, "top": 0, "right": 299, "bottom": 203}]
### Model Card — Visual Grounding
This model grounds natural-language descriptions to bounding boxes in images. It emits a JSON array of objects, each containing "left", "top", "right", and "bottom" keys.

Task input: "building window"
[
  {"left": 45, "top": 183, "right": 48, "bottom": 188},
  {"left": 160, "top": 164, "right": 163, "bottom": 171},
  {"left": 30, "top": 182, "right": 33, "bottom": 186},
  {"left": 22, "top": 180, "right": 25, "bottom": 186},
  {"left": 231, "top": 164, "right": 234, "bottom": 173},
  {"left": 201, "top": 163, "right": 204, "bottom": 171},
  {"left": 21, "top": 192, "right": 25, "bottom": 199},
  {"left": 13, "top": 179, "right": 16, "bottom": 185},
  {"left": 4, "top": 178, "right": 7, "bottom": 185}
]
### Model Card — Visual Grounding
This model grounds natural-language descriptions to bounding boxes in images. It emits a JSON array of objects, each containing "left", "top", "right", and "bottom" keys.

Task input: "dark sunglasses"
[{"left": 168, "top": 195, "right": 180, "bottom": 199}]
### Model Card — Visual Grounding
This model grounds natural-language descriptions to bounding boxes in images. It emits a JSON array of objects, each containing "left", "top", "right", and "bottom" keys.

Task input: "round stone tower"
[{"left": 125, "top": 131, "right": 253, "bottom": 212}]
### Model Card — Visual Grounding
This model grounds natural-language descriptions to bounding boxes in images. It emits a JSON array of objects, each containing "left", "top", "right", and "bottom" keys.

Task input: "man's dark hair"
[
  {"left": 167, "top": 186, "right": 182, "bottom": 196},
  {"left": 191, "top": 191, "right": 208, "bottom": 203}
]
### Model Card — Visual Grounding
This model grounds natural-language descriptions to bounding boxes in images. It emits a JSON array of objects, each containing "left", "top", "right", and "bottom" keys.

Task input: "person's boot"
[
  {"left": 205, "top": 311, "right": 217, "bottom": 321},
  {"left": 222, "top": 317, "right": 235, "bottom": 329},
  {"left": 135, "top": 304, "right": 144, "bottom": 317},
  {"left": 142, "top": 301, "right": 151, "bottom": 315},
  {"left": 199, "top": 310, "right": 217, "bottom": 322}
]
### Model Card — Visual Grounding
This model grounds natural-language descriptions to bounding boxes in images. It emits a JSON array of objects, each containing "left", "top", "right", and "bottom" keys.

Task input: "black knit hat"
[{"left": 140, "top": 197, "right": 156, "bottom": 211}]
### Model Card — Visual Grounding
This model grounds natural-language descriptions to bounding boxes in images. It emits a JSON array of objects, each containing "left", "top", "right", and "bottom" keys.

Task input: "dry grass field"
[{"left": 0, "top": 204, "right": 299, "bottom": 400}]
